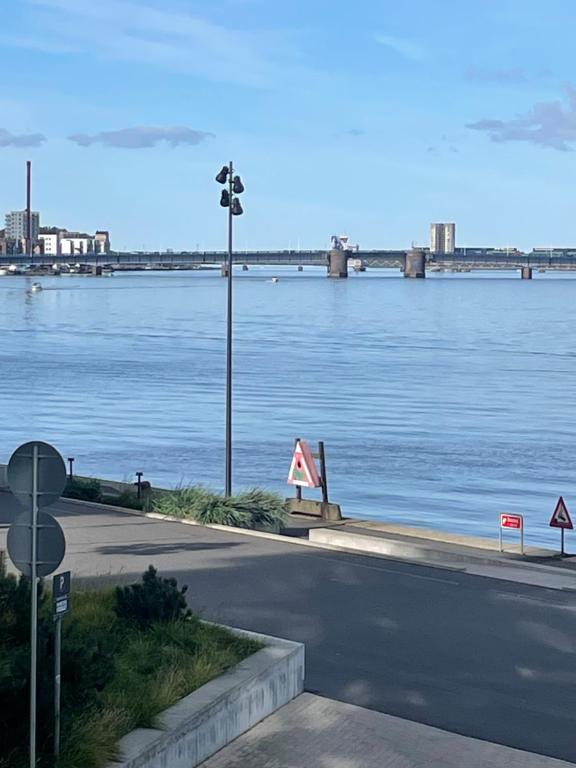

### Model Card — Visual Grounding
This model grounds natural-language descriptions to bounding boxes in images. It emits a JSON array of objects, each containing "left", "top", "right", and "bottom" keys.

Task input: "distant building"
[
  {"left": 60, "top": 232, "right": 94, "bottom": 256},
  {"left": 38, "top": 230, "right": 62, "bottom": 257},
  {"left": 430, "top": 223, "right": 455, "bottom": 254},
  {"left": 5, "top": 210, "right": 40, "bottom": 244},
  {"left": 95, "top": 230, "right": 111, "bottom": 254}
]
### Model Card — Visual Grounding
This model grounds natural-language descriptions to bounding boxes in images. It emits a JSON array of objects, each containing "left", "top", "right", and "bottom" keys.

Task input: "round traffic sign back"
[
  {"left": 7, "top": 511, "right": 66, "bottom": 578},
  {"left": 7, "top": 441, "right": 67, "bottom": 509}
]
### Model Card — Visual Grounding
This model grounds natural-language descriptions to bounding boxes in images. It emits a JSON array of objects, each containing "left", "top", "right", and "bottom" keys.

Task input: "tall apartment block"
[
  {"left": 5, "top": 210, "right": 40, "bottom": 243},
  {"left": 430, "top": 223, "right": 455, "bottom": 254}
]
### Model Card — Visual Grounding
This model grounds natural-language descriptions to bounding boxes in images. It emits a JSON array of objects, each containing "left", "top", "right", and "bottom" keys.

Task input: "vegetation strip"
[
  {"left": 0, "top": 562, "right": 260, "bottom": 768},
  {"left": 63, "top": 478, "right": 288, "bottom": 530}
]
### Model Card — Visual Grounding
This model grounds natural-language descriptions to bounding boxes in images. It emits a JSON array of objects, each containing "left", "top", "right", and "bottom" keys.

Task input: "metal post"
[
  {"left": 521, "top": 522, "right": 524, "bottom": 556},
  {"left": 225, "top": 161, "right": 234, "bottom": 497},
  {"left": 54, "top": 617, "right": 62, "bottom": 759},
  {"left": 136, "top": 472, "right": 143, "bottom": 500},
  {"left": 26, "top": 160, "right": 32, "bottom": 262},
  {"left": 499, "top": 519, "right": 503, "bottom": 553},
  {"left": 294, "top": 438, "right": 302, "bottom": 502},
  {"left": 30, "top": 443, "right": 39, "bottom": 768},
  {"left": 67, "top": 457, "right": 74, "bottom": 479},
  {"left": 561, "top": 528, "right": 565, "bottom": 557},
  {"left": 318, "top": 441, "right": 329, "bottom": 504}
]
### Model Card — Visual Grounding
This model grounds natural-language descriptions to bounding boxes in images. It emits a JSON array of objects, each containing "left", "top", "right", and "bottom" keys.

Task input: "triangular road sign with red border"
[
  {"left": 287, "top": 440, "right": 321, "bottom": 488},
  {"left": 549, "top": 496, "right": 574, "bottom": 530}
]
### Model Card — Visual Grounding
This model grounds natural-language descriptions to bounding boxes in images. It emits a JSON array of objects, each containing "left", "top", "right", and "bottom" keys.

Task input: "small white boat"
[
  {"left": 271, "top": 276, "right": 279, "bottom": 283},
  {"left": 0, "top": 268, "right": 8, "bottom": 277},
  {"left": 31, "top": 283, "right": 43, "bottom": 293}
]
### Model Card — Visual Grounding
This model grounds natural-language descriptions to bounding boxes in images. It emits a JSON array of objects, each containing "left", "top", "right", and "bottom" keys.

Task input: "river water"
[{"left": 1, "top": 267, "right": 575, "bottom": 546}]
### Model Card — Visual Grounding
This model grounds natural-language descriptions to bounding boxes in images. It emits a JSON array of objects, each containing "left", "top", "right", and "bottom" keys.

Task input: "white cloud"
[
  {"left": 467, "top": 86, "right": 576, "bottom": 151},
  {"left": 1, "top": 0, "right": 308, "bottom": 88},
  {"left": 0, "top": 128, "right": 46, "bottom": 147},
  {"left": 69, "top": 126, "right": 214, "bottom": 148},
  {"left": 374, "top": 34, "right": 425, "bottom": 61}
]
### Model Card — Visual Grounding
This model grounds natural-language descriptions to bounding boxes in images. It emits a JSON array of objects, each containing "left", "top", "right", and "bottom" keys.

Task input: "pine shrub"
[{"left": 114, "top": 566, "right": 191, "bottom": 629}]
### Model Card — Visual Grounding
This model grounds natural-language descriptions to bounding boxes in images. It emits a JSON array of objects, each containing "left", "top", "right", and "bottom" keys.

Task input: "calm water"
[{"left": 1, "top": 267, "right": 575, "bottom": 546}]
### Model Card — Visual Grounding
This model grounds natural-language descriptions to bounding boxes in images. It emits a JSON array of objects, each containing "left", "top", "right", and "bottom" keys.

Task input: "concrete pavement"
[
  {"left": 201, "top": 693, "right": 574, "bottom": 768},
  {"left": 2, "top": 492, "right": 576, "bottom": 763}
]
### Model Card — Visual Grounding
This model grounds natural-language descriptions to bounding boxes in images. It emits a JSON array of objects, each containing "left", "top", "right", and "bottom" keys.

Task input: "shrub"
[
  {"left": 115, "top": 565, "right": 192, "bottom": 629},
  {"left": 102, "top": 490, "right": 144, "bottom": 511},
  {"left": 64, "top": 476, "right": 103, "bottom": 502},
  {"left": 153, "top": 485, "right": 288, "bottom": 529},
  {"left": 232, "top": 488, "right": 288, "bottom": 529},
  {"left": 0, "top": 562, "right": 259, "bottom": 768}
]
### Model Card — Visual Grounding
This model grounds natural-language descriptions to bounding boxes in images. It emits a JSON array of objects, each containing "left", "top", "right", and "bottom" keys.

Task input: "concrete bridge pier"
[
  {"left": 327, "top": 249, "right": 348, "bottom": 278},
  {"left": 404, "top": 248, "right": 426, "bottom": 278},
  {"left": 221, "top": 264, "right": 229, "bottom": 277},
  {"left": 521, "top": 266, "right": 533, "bottom": 279}
]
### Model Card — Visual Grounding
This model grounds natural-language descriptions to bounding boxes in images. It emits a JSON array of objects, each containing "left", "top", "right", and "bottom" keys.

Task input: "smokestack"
[{"left": 26, "top": 160, "right": 31, "bottom": 259}]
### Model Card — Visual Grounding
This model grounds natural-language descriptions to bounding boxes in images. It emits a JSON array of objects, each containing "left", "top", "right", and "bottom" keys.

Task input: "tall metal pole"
[
  {"left": 54, "top": 618, "right": 62, "bottom": 759},
  {"left": 225, "top": 161, "right": 234, "bottom": 497},
  {"left": 26, "top": 160, "right": 32, "bottom": 261},
  {"left": 30, "top": 443, "right": 39, "bottom": 768}
]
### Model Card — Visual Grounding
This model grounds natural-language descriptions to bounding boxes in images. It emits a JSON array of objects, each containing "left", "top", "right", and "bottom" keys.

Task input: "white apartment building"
[
  {"left": 38, "top": 233, "right": 61, "bottom": 256},
  {"left": 60, "top": 235, "right": 94, "bottom": 256},
  {"left": 431, "top": 223, "right": 456, "bottom": 254}
]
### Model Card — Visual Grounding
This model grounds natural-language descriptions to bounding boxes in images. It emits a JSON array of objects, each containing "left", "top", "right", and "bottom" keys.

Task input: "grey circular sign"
[
  {"left": 7, "top": 441, "right": 67, "bottom": 510},
  {"left": 7, "top": 511, "right": 66, "bottom": 578}
]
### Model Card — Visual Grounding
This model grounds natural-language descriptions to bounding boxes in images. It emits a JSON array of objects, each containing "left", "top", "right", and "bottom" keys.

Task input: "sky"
[{"left": 0, "top": 0, "right": 575, "bottom": 251}]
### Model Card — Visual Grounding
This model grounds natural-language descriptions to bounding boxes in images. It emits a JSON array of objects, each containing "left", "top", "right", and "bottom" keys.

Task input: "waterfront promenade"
[{"left": 2, "top": 491, "right": 576, "bottom": 763}]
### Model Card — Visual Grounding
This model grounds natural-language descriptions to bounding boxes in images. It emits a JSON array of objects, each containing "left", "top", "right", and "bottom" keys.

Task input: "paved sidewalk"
[{"left": 201, "top": 693, "right": 573, "bottom": 768}]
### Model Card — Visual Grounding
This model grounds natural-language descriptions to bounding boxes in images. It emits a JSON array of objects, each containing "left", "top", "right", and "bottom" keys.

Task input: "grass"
[
  {"left": 153, "top": 485, "right": 288, "bottom": 530},
  {"left": 1, "top": 585, "right": 261, "bottom": 768},
  {"left": 63, "top": 477, "right": 287, "bottom": 527},
  {"left": 57, "top": 590, "right": 260, "bottom": 768}
]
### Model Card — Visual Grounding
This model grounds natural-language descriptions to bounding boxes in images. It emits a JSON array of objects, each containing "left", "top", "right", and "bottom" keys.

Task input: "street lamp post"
[{"left": 215, "top": 162, "right": 245, "bottom": 496}]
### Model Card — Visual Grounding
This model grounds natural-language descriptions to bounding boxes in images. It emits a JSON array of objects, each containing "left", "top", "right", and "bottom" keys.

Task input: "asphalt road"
[{"left": 2, "top": 493, "right": 576, "bottom": 763}]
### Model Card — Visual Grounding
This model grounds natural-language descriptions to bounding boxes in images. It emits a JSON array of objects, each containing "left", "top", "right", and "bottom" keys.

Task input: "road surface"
[{"left": 2, "top": 493, "right": 576, "bottom": 763}]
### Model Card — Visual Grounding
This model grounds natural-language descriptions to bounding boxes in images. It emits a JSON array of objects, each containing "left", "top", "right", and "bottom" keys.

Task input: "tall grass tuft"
[{"left": 153, "top": 485, "right": 287, "bottom": 529}]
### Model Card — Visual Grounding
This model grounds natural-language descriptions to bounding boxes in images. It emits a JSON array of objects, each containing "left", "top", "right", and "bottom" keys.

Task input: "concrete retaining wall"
[{"left": 106, "top": 627, "right": 304, "bottom": 768}]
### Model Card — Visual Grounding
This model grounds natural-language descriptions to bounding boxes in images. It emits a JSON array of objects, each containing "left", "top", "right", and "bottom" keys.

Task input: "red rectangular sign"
[{"left": 501, "top": 514, "right": 523, "bottom": 530}]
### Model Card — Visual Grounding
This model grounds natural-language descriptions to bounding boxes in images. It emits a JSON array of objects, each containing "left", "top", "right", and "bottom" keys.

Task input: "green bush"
[
  {"left": 63, "top": 476, "right": 103, "bottom": 502},
  {"left": 102, "top": 490, "right": 144, "bottom": 511},
  {"left": 0, "top": 562, "right": 259, "bottom": 768},
  {"left": 153, "top": 485, "right": 287, "bottom": 529},
  {"left": 115, "top": 565, "right": 191, "bottom": 629}
]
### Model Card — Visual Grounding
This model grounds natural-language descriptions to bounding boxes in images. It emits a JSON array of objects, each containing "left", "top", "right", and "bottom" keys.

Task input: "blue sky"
[{"left": 0, "top": 0, "right": 575, "bottom": 250}]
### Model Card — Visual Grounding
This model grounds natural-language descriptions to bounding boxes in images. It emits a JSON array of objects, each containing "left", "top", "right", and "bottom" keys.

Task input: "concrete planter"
[{"left": 106, "top": 627, "right": 304, "bottom": 768}]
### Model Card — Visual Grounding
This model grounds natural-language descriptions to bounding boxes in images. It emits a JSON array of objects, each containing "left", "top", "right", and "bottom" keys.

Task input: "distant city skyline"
[{"left": 1, "top": 1, "right": 575, "bottom": 251}]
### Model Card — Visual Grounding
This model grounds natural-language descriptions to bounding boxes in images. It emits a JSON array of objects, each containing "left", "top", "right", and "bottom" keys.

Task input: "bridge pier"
[
  {"left": 521, "top": 266, "right": 533, "bottom": 280},
  {"left": 327, "top": 249, "right": 348, "bottom": 278},
  {"left": 221, "top": 264, "right": 229, "bottom": 277},
  {"left": 404, "top": 248, "right": 426, "bottom": 278}
]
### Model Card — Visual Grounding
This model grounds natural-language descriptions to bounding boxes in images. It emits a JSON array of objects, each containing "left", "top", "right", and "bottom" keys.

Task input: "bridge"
[{"left": 3, "top": 247, "right": 576, "bottom": 278}]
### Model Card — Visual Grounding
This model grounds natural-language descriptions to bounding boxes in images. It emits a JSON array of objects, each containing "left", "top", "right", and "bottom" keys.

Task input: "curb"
[{"left": 54, "top": 497, "right": 576, "bottom": 583}]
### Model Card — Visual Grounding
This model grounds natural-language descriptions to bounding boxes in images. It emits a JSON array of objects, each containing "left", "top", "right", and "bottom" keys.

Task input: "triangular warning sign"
[
  {"left": 549, "top": 496, "right": 574, "bottom": 530},
  {"left": 287, "top": 440, "right": 321, "bottom": 488}
]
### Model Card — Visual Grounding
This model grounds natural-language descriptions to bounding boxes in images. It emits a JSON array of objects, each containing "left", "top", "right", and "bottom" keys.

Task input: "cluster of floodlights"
[{"left": 215, "top": 164, "right": 245, "bottom": 216}]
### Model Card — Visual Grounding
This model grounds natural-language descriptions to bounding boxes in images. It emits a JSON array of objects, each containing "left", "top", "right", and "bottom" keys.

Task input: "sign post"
[
  {"left": 549, "top": 496, "right": 573, "bottom": 556},
  {"left": 499, "top": 514, "right": 524, "bottom": 555},
  {"left": 286, "top": 438, "right": 342, "bottom": 521},
  {"left": 53, "top": 571, "right": 70, "bottom": 760},
  {"left": 6, "top": 441, "right": 67, "bottom": 768}
]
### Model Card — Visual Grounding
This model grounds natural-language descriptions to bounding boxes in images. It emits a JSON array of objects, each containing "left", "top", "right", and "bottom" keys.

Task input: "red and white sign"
[
  {"left": 549, "top": 496, "right": 574, "bottom": 530},
  {"left": 288, "top": 440, "right": 321, "bottom": 488},
  {"left": 501, "top": 514, "right": 523, "bottom": 530}
]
